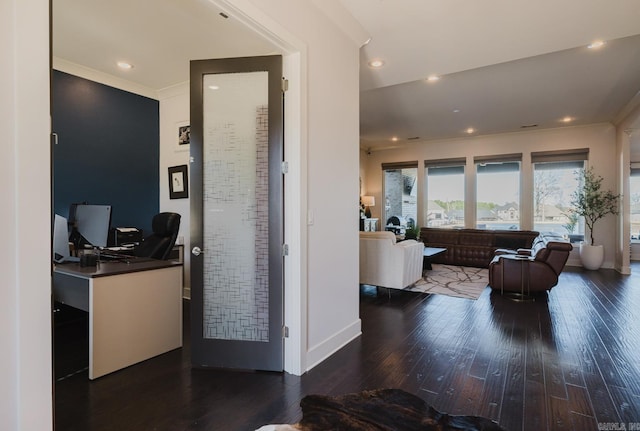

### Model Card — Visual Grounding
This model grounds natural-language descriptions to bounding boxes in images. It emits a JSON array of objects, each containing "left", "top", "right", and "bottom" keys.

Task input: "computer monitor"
[
  {"left": 72, "top": 204, "right": 112, "bottom": 247},
  {"left": 53, "top": 214, "right": 79, "bottom": 263}
]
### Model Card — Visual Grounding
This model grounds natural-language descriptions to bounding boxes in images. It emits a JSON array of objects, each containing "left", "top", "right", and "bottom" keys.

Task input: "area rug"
[
  {"left": 406, "top": 264, "right": 488, "bottom": 300},
  {"left": 256, "top": 388, "right": 506, "bottom": 430}
]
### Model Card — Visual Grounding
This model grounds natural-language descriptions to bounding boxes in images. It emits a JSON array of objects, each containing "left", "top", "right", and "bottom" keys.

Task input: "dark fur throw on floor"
[{"left": 292, "top": 388, "right": 506, "bottom": 431}]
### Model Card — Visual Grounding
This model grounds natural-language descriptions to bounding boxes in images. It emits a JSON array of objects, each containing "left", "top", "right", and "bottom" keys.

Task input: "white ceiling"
[
  {"left": 53, "top": 0, "right": 640, "bottom": 155},
  {"left": 340, "top": 0, "right": 640, "bottom": 151},
  {"left": 53, "top": 0, "right": 279, "bottom": 91}
]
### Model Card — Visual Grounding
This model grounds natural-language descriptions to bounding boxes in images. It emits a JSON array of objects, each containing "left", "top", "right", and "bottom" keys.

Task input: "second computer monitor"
[{"left": 73, "top": 204, "right": 112, "bottom": 247}]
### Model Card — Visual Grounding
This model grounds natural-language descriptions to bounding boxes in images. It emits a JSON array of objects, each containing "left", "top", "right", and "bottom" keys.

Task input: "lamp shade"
[{"left": 361, "top": 196, "right": 375, "bottom": 207}]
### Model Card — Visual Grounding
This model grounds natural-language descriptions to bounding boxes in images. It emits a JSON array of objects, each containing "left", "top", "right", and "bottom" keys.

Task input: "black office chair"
[{"left": 134, "top": 212, "right": 181, "bottom": 260}]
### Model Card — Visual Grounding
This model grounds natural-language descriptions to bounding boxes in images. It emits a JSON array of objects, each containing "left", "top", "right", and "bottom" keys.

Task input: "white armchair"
[{"left": 359, "top": 231, "right": 424, "bottom": 289}]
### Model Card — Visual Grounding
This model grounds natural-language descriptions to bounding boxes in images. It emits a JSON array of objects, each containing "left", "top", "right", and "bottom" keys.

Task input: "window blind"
[
  {"left": 382, "top": 161, "right": 419, "bottom": 170},
  {"left": 424, "top": 157, "right": 466, "bottom": 168},
  {"left": 531, "top": 148, "right": 589, "bottom": 164}
]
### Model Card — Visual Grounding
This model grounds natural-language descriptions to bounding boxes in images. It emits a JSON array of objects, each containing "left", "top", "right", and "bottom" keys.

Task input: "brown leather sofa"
[
  {"left": 488, "top": 232, "right": 573, "bottom": 294},
  {"left": 419, "top": 228, "right": 539, "bottom": 268}
]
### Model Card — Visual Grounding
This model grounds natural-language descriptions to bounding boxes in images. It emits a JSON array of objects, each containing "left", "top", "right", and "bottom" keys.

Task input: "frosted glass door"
[{"left": 190, "top": 56, "right": 283, "bottom": 371}]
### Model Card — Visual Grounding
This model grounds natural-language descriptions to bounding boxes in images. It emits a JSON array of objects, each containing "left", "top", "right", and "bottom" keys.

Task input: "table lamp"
[{"left": 361, "top": 196, "right": 375, "bottom": 218}]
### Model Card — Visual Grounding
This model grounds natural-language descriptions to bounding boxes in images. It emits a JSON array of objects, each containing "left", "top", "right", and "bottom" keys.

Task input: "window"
[
  {"left": 533, "top": 162, "right": 584, "bottom": 238},
  {"left": 532, "top": 149, "right": 588, "bottom": 241},
  {"left": 631, "top": 166, "right": 640, "bottom": 243},
  {"left": 475, "top": 154, "right": 521, "bottom": 230},
  {"left": 383, "top": 162, "right": 418, "bottom": 233},
  {"left": 425, "top": 158, "right": 465, "bottom": 228}
]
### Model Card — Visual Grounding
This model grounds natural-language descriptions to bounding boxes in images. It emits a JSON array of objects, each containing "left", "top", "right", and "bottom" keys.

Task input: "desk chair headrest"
[{"left": 152, "top": 212, "right": 181, "bottom": 237}]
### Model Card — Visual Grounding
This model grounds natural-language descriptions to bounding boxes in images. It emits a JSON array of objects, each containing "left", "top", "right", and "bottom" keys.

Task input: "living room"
[{"left": 359, "top": 122, "right": 634, "bottom": 271}]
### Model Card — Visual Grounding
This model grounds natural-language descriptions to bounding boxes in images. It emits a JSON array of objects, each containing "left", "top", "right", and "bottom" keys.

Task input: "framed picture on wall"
[
  {"left": 175, "top": 121, "right": 190, "bottom": 152},
  {"left": 168, "top": 165, "right": 189, "bottom": 199}
]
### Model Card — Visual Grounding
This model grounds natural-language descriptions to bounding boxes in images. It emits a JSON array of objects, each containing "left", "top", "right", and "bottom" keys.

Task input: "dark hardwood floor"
[{"left": 54, "top": 264, "right": 640, "bottom": 430}]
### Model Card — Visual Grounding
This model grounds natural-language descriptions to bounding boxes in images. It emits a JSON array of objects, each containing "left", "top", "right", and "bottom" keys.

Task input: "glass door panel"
[{"left": 190, "top": 56, "right": 283, "bottom": 371}]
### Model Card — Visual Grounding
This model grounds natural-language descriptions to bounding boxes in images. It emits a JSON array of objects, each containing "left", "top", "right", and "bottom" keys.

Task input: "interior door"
[{"left": 190, "top": 55, "right": 284, "bottom": 371}]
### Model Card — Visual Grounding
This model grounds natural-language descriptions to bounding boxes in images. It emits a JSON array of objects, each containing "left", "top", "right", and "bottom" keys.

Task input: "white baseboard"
[{"left": 306, "top": 319, "right": 362, "bottom": 372}]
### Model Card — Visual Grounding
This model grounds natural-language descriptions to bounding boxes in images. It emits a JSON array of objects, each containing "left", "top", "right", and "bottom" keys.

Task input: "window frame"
[
  {"left": 531, "top": 149, "right": 589, "bottom": 242},
  {"left": 424, "top": 158, "right": 466, "bottom": 229},
  {"left": 474, "top": 154, "right": 522, "bottom": 230},
  {"left": 382, "top": 161, "right": 419, "bottom": 235},
  {"left": 631, "top": 165, "right": 640, "bottom": 243}
]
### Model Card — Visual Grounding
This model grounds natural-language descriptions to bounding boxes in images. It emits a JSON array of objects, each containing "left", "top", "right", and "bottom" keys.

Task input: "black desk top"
[{"left": 54, "top": 258, "right": 182, "bottom": 278}]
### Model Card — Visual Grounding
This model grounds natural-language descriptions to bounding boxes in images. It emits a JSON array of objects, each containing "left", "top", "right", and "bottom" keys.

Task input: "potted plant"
[
  {"left": 405, "top": 225, "right": 420, "bottom": 240},
  {"left": 561, "top": 211, "right": 581, "bottom": 243},
  {"left": 569, "top": 167, "right": 620, "bottom": 270}
]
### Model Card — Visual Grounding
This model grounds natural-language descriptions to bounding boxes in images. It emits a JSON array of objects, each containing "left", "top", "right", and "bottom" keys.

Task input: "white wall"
[
  {"left": 2, "top": 0, "right": 53, "bottom": 430},
  {"left": 158, "top": 83, "right": 191, "bottom": 296},
  {"left": 362, "top": 123, "right": 620, "bottom": 269},
  {"left": 240, "top": 0, "right": 364, "bottom": 369}
]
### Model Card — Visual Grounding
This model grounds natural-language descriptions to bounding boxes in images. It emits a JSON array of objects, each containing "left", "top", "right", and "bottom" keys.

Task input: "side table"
[{"left": 423, "top": 247, "right": 446, "bottom": 270}]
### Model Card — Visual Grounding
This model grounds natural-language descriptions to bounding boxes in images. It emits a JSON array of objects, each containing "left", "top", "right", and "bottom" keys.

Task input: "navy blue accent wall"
[{"left": 52, "top": 71, "right": 159, "bottom": 236}]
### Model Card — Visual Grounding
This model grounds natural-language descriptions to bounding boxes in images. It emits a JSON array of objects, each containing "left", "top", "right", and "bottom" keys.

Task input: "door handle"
[{"left": 191, "top": 246, "right": 203, "bottom": 256}]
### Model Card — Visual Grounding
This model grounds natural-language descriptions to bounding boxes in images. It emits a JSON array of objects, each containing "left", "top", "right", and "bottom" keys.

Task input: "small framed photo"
[
  {"left": 168, "top": 165, "right": 189, "bottom": 199},
  {"left": 176, "top": 121, "right": 190, "bottom": 151}
]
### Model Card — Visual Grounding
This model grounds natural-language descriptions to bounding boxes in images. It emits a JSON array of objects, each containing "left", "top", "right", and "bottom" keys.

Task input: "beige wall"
[
  {"left": 362, "top": 123, "right": 620, "bottom": 269},
  {"left": 158, "top": 83, "right": 191, "bottom": 295}
]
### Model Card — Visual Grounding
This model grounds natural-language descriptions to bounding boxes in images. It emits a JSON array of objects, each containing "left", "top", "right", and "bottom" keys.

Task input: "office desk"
[{"left": 53, "top": 259, "right": 183, "bottom": 380}]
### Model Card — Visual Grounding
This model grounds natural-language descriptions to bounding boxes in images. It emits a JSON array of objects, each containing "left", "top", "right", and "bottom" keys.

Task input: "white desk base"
[{"left": 54, "top": 263, "right": 182, "bottom": 380}]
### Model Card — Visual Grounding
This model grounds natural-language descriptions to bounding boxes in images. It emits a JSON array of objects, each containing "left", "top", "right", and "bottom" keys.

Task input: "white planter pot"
[{"left": 580, "top": 243, "right": 604, "bottom": 270}]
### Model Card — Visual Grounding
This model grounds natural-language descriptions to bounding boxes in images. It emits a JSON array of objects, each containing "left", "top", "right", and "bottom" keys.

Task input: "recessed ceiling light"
[
  {"left": 117, "top": 61, "right": 133, "bottom": 70},
  {"left": 368, "top": 59, "right": 385, "bottom": 69},
  {"left": 561, "top": 116, "right": 573, "bottom": 123},
  {"left": 391, "top": 136, "right": 398, "bottom": 142},
  {"left": 466, "top": 128, "right": 475, "bottom": 134},
  {"left": 588, "top": 40, "right": 605, "bottom": 49},
  {"left": 453, "top": 109, "right": 460, "bottom": 113},
  {"left": 426, "top": 75, "right": 440, "bottom": 82},
  {"left": 208, "top": 85, "right": 220, "bottom": 90}
]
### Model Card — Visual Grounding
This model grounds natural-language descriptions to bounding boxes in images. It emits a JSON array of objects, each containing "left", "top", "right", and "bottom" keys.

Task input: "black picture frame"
[
  {"left": 168, "top": 165, "right": 189, "bottom": 199},
  {"left": 178, "top": 125, "right": 190, "bottom": 146}
]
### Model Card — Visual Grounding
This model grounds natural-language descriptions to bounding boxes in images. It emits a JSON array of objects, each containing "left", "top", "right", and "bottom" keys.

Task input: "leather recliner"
[{"left": 488, "top": 233, "right": 573, "bottom": 294}]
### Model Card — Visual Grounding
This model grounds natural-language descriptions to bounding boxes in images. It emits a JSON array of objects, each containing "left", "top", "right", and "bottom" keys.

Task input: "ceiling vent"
[{"left": 520, "top": 124, "right": 538, "bottom": 129}]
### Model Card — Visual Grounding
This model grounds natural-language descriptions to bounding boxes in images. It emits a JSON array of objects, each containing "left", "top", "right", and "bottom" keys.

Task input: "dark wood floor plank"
[
  {"left": 608, "top": 385, "right": 640, "bottom": 425},
  {"left": 523, "top": 379, "right": 548, "bottom": 431},
  {"left": 476, "top": 348, "right": 509, "bottom": 422},
  {"left": 548, "top": 395, "right": 573, "bottom": 430},
  {"left": 562, "top": 362, "right": 586, "bottom": 388},
  {"left": 566, "top": 383, "right": 593, "bottom": 417},
  {"left": 500, "top": 332, "right": 525, "bottom": 431},
  {"left": 54, "top": 263, "right": 640, "bottom": 431},
  {"left": 569, "top": 412, "right": 598, "bottom": 430},
  {"left": 543, "top": 351, "right": 568, "bottom": 399},
  {"left": 583, "top": 368, "right": 622, "bottom": 423},
  {"left": 453, "top": 375, "right": 485, "bottom": 416}
]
